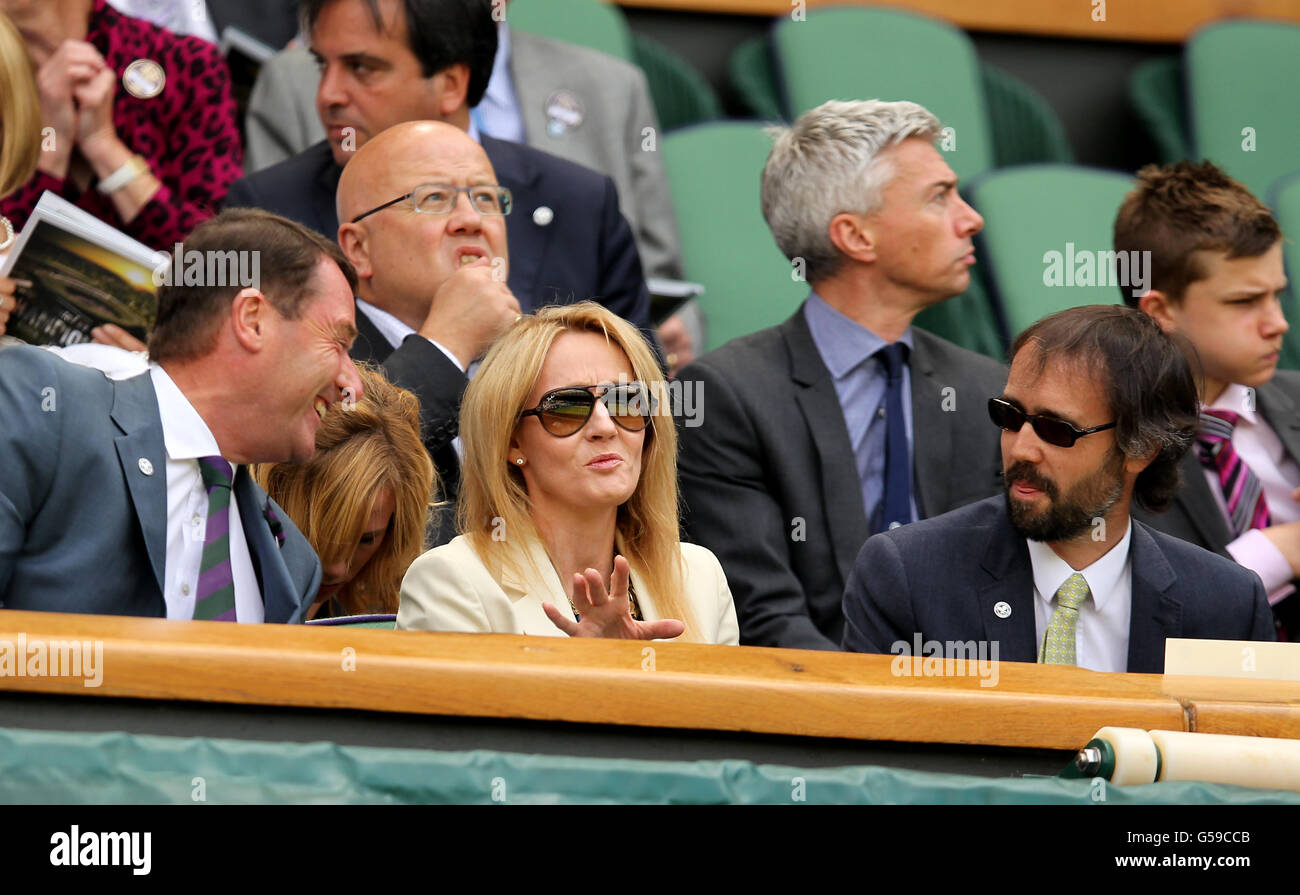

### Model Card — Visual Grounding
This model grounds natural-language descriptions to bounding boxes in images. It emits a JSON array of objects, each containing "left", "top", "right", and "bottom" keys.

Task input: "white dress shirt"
[
  {"left": 1202, "top": 383, "right": 1300, "bottom": 601},
  {"left": 473, "top": 23, "right": 525, "bottom": 143},
  {"left": 151, "top": 365, "right": 262, "bottom": 622},
  {"left": 1026, "top": 519, "right": 1134, "bottom": 673}
]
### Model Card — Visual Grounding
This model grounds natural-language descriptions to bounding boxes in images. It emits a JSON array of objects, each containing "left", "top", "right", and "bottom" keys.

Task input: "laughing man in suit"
[
  {"left": 842, "top": 305, "right": 1275, "bottom": 672},
  {"left": 675, "top": 99, "right": 1007, "bottom": 650},
  {"left": 0, "top": 209, "right": 362, "bottom": 621},
  {"left": 223, "top": 0, "right": 651, "bottom": 332}
]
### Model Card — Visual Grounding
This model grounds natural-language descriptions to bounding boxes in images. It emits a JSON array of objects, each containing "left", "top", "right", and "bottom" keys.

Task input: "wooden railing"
[
  {"left": 616, "top": 0, "right": 1300, "bottom": 43},
  {"left": 12, "top": 610, "right": 1298, "bottom": 751}
]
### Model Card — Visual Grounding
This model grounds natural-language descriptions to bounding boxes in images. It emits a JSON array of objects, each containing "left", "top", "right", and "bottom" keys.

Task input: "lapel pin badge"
[
  {"left": 994, "top": 601, "right": 1011, "bottom": 619},
  {"left": 137, "top": 457, "right": 154, "bottom": 476},
  {"left": 544, "top": 90, "right": 583, "bottom": 138},
  {"left": 532, "top": 205, "right": 554, "bottom": 227},
  {"left": 123, "top": 59, "right": 166, "bottom": 99}
]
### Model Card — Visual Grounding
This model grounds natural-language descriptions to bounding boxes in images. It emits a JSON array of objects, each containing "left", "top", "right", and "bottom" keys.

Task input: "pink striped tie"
[{"left": 1196, "top": 409, "right": 1270, "bottom": 537}]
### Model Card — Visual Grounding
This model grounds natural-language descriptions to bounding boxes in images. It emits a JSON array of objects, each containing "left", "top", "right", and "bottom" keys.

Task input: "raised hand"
[
  {"left": 543, "top": 555, "right": 685, "bottom": 640},
  {"left": 418, "top": 259, "right": 520, "bottom": 369}
]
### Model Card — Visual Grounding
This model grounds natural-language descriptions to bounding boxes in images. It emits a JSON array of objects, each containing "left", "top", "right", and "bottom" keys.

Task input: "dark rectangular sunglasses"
[
  {"left": 520, "top": 383, "right": 655, "bottom": 437},
  {"left": 987, "top": 397, "right": 1116, "bottom": 448}
]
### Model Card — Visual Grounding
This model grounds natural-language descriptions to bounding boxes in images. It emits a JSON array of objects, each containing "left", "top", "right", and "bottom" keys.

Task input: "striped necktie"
[
  {"left": 194, "top": 456, "right": 237, "bottom": 622},
  {"left": 1040, "top": 572, "right": 1090, "bottom": 665},
  {"left": 1197, "top": 409, "right": 1270, "bottom": 537}
]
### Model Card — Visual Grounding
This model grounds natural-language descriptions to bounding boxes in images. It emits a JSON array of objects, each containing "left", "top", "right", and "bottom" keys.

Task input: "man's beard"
[{"left": 1003, "top": 450, "right": 1126, "bottom": 542}]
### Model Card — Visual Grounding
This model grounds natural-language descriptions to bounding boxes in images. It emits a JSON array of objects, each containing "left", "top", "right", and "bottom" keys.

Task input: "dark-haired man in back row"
[{"left": 843, "top": 305, "right": 1275, "bottom": 672}]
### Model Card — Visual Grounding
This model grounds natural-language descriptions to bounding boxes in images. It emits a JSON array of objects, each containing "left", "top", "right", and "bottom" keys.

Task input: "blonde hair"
[
  {"left": 254, "top": 365, "right": 436, "bottom": 615},
  {"left": 457, "top": 302, "right": 697, "bottom": 638},
  {"left": 0, "top": 12, "right": 40, "bottom": 198}
]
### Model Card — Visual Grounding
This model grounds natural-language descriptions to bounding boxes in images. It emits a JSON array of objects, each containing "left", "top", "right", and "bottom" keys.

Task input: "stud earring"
[{"left": 515, "top": 458, "right": 525, "bottom": 466}]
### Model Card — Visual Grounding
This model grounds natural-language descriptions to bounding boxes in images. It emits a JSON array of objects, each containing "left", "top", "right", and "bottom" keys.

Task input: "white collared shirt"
[
  {"left": 151, "top": 365, "right": 262, "bottom": 622},
  {"left": 1202, "top": 383, "right": 1300, "bottom": 600},
  {"left": 1026, "top": 519, "right": 1134, "bottom": 673}
]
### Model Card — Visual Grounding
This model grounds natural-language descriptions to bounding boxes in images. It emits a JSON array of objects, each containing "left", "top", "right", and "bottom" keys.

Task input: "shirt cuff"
[
  {"left": 426, "top": 337, "right": 466, "bottom": 373},
  {"left": 1226, "top": 529, "right": 1297, "bottom": 604}
]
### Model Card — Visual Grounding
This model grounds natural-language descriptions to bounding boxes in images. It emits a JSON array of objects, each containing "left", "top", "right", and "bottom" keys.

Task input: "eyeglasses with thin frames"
[{"left": 350, "top": 183, "right": 513, "bottom": 223}]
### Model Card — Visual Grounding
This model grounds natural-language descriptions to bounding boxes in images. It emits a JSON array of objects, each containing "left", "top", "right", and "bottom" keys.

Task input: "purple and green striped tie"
[
  {"left": 194, "top": 456, "right": 237, "bottom": 622},
  {"left": 1197, "top": 409, "right": 1271, "bottom": 537}
]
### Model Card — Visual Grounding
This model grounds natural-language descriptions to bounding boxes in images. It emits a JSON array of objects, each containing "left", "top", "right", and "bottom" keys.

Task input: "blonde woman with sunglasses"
[{"left": 397, "top": 302, "right": 738, "bottom": 644}]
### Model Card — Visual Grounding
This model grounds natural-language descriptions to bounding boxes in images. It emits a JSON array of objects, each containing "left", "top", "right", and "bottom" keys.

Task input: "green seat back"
[
  {"left": 507, "top": 0, "right": 632, "bottom": 62},
  {"left": 970, "top": 165, "right": 1135, "bottom": 337},
  {"left": 981, "top": 64, "right": 1072, "bottom": 167},
  {"left": 662, "top": 122, "right": 805, "bottom": 350},
  {"left": 728, "top": 35, "right": 784, "bottom": 121},
  {"left": 631, "top": 34, "right": 721, "bottom": 132},
  {"left": 1129, "top": 56, "right": 1190, "bottom": 164},
  {"left": 772, "top": 7, "right": 993, "bottom": 182},
  {"left": 1187, "top": 20, "right": 1300, "bottom": 199}
]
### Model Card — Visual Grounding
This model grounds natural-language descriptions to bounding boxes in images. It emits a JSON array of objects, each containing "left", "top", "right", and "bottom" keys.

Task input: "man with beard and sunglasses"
[{"left": 842, "top": 305, "right": 1275, "bottom": 672}]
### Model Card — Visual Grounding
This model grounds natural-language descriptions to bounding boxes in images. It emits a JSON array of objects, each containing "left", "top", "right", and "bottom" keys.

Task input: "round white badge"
[
  {"left": 993, "top": 601, "right": 1012, "bottom": 619},
  {"left": 138, "top": 457, "right": 155, "bottom": 476},
  {"left": 532, "top": 206, "right": 554, "bottom": 227},
  {"left": 123, "top": 59, "right": 165, "bottom": 99}
]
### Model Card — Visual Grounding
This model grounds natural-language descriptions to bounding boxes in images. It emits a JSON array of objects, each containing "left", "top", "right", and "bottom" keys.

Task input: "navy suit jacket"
[
  {"left": 841, "top": 495, "right": 1276, "bottom": 672},
  {"left": 224, "top": 138, "right": 651, "bottom": 329},
  {"left": 0, "top": 346, "right": 320, "bottom": 621}
]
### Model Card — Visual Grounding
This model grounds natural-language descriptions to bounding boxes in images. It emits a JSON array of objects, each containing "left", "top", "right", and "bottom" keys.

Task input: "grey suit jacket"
[
  {"left": 842, "top": 496, "right": 1277, "bottom": 673},
  {"left": 243, "top": 36, "right": 683, "bottom": 279},
  {"left": 675, "top": 305, "right": 1008, "bottom": 650},
  {"left": 0, "top": 346, "right": 320, "bottom": 621}
]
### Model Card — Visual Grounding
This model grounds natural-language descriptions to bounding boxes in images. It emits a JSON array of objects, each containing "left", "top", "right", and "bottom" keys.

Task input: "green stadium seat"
[
  {"left": 772, "top": 7, "right": 994, "bottom": 182},
  {"left": 631, "top": 34, "right": 722, "bottom": 132},
  {"left": 1129, "top": 56, "right": 1191, "bottom": 165},
  {"left": 506, "top": 0, "right": 633, "bottom": 61},
  {"left": 1187, "top": 20, "right": 1300, "bottom": 200},
  {"left": 731, "top": 33, "right": 1069, "bottom": 168},
  {"left": 969, "top": 165, "right": 1136, "bottom": 337},
  {"left": 728, "top": 35, "right": 784, "bottom": 121},
  {"left": 662, "top": 122, "right": 805, "bottom": 351}
]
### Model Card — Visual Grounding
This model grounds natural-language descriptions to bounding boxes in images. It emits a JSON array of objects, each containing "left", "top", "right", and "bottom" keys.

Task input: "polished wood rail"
[
  {"left": 0, "top": 609, "right": 1200, "bottom": 751},
  {"left": 616, "top": 0, "right": 1300, "bottom": 43}
]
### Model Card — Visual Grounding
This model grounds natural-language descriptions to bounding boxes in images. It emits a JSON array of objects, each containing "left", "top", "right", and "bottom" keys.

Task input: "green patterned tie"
[{"left": 1040, "top": 572, "right": 1091, "bottom": 665}]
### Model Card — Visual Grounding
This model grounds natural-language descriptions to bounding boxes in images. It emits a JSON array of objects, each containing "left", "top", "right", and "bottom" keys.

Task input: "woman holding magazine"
[{"left": 0, "top": 0, "right": 243, "bottom": 251}]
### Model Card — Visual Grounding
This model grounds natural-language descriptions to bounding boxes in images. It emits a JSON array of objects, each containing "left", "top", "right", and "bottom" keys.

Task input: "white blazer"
[{"left": 398, "top": 534, "right": 740, "bottom": 645}]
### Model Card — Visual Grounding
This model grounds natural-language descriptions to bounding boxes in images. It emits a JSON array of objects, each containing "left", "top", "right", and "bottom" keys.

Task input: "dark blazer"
[
  {"left": 1133, "top": 372, "right": 1300, "bottom": 633},
  {"left": 223, "top": 138, "right": 652, "bottom": 329},
  {"left": 675, "top": 305, "right": 1008, "bottom": 650},
  {"left": 0, "top": 346, "right": 320, "bottom": 621},
  {"left": 349, "top": 306, "right": 461, "bottom": 546},
  {"left": 842, "top": 495, "right": 1277, "bottom": 672}
]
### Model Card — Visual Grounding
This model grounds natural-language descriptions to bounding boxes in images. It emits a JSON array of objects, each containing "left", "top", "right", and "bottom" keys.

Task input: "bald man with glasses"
[{"left": 336, "top": 120, "right": 520, "bottom": 544}]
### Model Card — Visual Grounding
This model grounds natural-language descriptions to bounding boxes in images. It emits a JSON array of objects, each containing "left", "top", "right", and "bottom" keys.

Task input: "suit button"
[
  {"left": 138, "top": 458, "right": 154, "bottom": 476},
  {"left": 532, "top": 206, "right": 554, "bottom": 226}
]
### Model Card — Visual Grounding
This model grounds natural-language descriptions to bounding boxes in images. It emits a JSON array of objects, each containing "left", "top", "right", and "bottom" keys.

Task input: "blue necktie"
[{"left": 875, "top": 342, "right": 912, "bottom": 533}]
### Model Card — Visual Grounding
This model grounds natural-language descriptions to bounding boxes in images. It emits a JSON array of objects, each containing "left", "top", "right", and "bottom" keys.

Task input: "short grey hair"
[{"left": 761, "top": 99, "right": 943, "bottom": 283}]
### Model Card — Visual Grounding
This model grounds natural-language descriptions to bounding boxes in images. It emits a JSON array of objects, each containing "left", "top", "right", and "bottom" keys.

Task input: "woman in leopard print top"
[{"left": 0, "top": 0, "right": 243, "bottom": 250}]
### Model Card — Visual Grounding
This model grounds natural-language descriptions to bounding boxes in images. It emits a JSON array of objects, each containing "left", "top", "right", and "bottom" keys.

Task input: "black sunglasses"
[
  {"left": 519, "top": 383, "right": 655, "bottom": 437},
  {"left": 987, "top": 397, "right": 1116, "bottom": 448}
]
